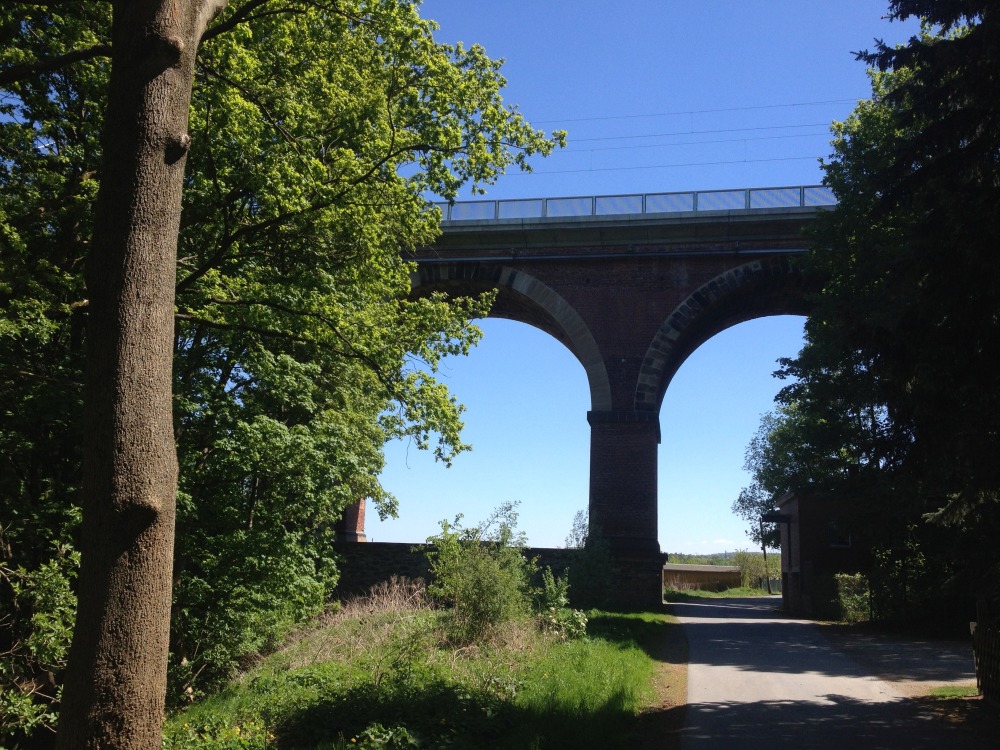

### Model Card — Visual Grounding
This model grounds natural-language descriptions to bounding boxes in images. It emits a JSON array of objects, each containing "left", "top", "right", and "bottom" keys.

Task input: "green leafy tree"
[
  {"left": 804, "top": 2, "right": 1000, "bottom": 522},
  {"left": 1, "top": 1, "right": 563, "bottom": 745},
  {"left": 731, "top": 487, "right": 777, "bottom": 593},
  {"left": 732, "top": 485, "right": 778, "bottom": 546},
  {"left": 767, "top": 1, "right": 1000, "bottom": 624},
  {"left": 732, "top": 423, "right": 780, "bottom": 594},
  {"left": 732, "top": 549, "right": 780, "bottom": 591}
]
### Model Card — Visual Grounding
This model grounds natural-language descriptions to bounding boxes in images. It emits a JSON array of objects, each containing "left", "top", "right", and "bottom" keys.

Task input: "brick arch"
[
  {"left": 412, "top": 263, "right": 613, "bottom": 412},
  {"left": 634, "top": 256, "right": 812, "bottom": 413}
]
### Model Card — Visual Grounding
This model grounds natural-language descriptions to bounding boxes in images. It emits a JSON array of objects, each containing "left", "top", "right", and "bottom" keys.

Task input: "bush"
[
  {"left": 538, "top": 566, "right": 569, "bottom": 610},
  {"left": 537, "top": 567, "right": 587, "bottom": 640},
  {"left": 168, "top": 524, "right": 338, "bottom": 703},
  {"left": 424, "top": 502, "right": 536, "bottom": 644},
  {"left": 835, "top": 572, "right": 870, "bottom": 623}
]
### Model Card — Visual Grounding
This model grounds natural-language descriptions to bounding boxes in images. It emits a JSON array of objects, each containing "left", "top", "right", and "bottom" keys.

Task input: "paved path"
[{"left": 672, "top": 596, "right": 985, "bottom": 749}]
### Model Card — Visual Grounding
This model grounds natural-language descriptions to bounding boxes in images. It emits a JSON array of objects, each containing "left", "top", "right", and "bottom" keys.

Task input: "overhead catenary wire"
[
  {"left": 568, "top": 122, "right": 833, "bottom": 145},
  {"left": 503, "top": 103, "right": 848, "bottom": 176},
  {"left": 505, "top": 155, "right": 822, "bottom": 177},
  {"left": 530, "top": 98, "right": 864, "bottom": 126}
]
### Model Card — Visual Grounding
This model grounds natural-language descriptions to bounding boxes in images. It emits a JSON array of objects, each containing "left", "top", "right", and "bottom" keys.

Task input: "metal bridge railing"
[{"left": 437, "top": 185, "right": 836, "bottom": 223}]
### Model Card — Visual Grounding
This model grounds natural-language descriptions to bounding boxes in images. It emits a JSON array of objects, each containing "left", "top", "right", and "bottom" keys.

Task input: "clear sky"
[{"left": 369, "top": 2, "right": 920, "bottom": 553}]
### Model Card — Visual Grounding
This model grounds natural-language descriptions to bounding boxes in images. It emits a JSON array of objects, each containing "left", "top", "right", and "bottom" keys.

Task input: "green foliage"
[
  {"left": 746, "top": 4, "right": 1000, "bottom": 631},
  {"left": 1, "top": 0, "right": 564, "bottom": 729},
  {"left": 424, "top": 502, "right": 536, "bottom": 644},
  {"left": 666, "top": 552, "right": 736, "bottom": 566},
  {"left": 834, "top": 573, "right": 870, "bottom": 624},
  {"left": 539, "top": 607, "right": 589, "bottom": 643},
  {"left": 161, "top": 717, "right": 271, "bottom": 750},
  {"left": 664, "top": 586, "right": 774, "bottom": 601},
  {"left": 867, "top": 534, "right": 935, "bottom": 626},
  {"left": 731, "top": 481, "right": 780, "bottom": 552},
  {"left": 537, "top": 567, "right": 587, "bottom": 641},
  {"left": 164, "top": 596, "right": 665, "bottom": 750},
  {"left": 732, "top": 549, "right": 780, "bottom": 590},
  {"left": 0, "top": 539, "right": 79, "bottom": 744},
  {"left": 350, "top": 723, "right": 422, "bottom": 749},
  {"left": 538, "top": 566, "right": 570, "bottom": 610}
]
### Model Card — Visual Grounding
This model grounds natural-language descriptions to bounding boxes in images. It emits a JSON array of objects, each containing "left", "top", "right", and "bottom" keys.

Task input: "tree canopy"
[
  {"left": 752, "top": 0, "right": 1000, "bottom": 622},
  {"left": 1, "top": 1, "right": 563, "bottom": 744}
]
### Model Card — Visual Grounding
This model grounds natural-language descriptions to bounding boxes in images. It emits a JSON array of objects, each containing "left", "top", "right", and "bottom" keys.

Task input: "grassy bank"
[{"left": 164, "top": 583, "right": 687, "bottom": 749}]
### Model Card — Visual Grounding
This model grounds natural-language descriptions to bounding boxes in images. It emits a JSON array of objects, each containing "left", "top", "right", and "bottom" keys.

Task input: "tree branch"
[
  {"left": 175, "top": 305, "right": 400, "bottom": 396},
  {"left": 200, "top": 0, "right": 290, "bottom": 44},
  {"left": 0, "top": 44, "right": 112, "bottom": 87}
]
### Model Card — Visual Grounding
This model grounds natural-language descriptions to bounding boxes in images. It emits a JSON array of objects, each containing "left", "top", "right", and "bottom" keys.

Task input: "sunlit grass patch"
[
  {"left": 928, "top": 684, "right": 980, "bottom": 700},
  {"left": 663, "top": 586, "right": 777, "bottom": 602}
]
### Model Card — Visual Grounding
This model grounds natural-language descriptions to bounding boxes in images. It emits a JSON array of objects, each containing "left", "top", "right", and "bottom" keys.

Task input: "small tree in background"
[
  {"left": 563, "top": 508, "right": 612, "bottom": 608},
  {"left": 733, "top": 549, "right": 780, "bottom": 591},
  {"left": 732, "top": 483, "right": 780, "bottom": 593},
  {"left": 565, "top": 509, "right": 589, "bottom": 549}
]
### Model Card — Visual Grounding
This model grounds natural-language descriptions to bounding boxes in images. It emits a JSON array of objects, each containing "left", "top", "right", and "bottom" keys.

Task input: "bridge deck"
[
  {"left": 425, "top": 185, "right": 835, "bottom": 257},
  {"left": 437, "top": 184, "right": 835, "bottom": 225}
]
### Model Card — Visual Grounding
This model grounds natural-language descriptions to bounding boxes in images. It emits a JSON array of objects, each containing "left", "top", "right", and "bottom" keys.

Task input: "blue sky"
[{"left": 370, "top": 2, "right": 920, "bottom": 553}]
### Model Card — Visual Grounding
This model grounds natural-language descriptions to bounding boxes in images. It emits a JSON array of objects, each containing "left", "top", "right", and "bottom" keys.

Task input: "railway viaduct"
[{"left": 408, "top": 185, "right": 835, "bottom": 605}]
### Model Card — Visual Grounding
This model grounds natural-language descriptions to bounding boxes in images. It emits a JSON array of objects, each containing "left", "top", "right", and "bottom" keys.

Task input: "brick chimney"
[{"left": 335, "top": 498, "right": 367, "bottom": 542}]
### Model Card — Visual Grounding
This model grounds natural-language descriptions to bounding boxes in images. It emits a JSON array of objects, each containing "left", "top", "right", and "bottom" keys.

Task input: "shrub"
[
  {"left": 868, "top": 536, "right": 931, "bottom": 625},
  {"left": 538, "top": 566, "right": 570, "bottom": 610},
  {"left": 835, "top": 572, "right": 870, "bottom": 623},
  {"left": 537, "top": 566, "right": 587, "bottom": 640},
  {"left": 424, "top": 502, "right": 536, "bottom": 644}
]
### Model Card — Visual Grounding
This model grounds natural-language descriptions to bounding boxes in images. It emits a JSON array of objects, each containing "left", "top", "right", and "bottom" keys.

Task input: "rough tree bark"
[{"left": 56, "top": 1, "right": 227, "bottom": 748}]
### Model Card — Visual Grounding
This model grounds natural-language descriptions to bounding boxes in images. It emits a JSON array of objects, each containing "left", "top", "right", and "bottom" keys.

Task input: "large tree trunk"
[{"left": 56, "top": 2, "right": 226, "bottom": 748}]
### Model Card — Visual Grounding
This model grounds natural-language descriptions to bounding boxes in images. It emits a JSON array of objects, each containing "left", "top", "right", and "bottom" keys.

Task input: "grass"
[
  {"left": 909, "top": 685, "right": 999, "bottom": 745},
  {"left": 164, "top": 579, "right": 688, "bottom": 749},
  {"left": 927, "top": 684, "right": 980, "bottom": 700},
  {"left": 663, "top": 586, "right": 778, "bottom": 602}
]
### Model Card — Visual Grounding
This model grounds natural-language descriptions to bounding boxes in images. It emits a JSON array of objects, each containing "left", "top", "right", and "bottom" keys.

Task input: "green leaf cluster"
[
  {"left": 0, "top": 542, "right": 79, "bottom": 743},
  {"left": 0, "top": 0, "right": 564, "bottom": 724}
]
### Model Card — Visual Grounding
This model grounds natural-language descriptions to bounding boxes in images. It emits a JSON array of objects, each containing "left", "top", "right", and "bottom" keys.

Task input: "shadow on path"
[
  {"left": 681, "top": 693, "right": 990, "bottom": 749},
  {"left": 670, "top": 597, "right": 976, "bottom": 683},
  {"left": 673, "top": 597, "right": 987, "bottom": 749}
]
